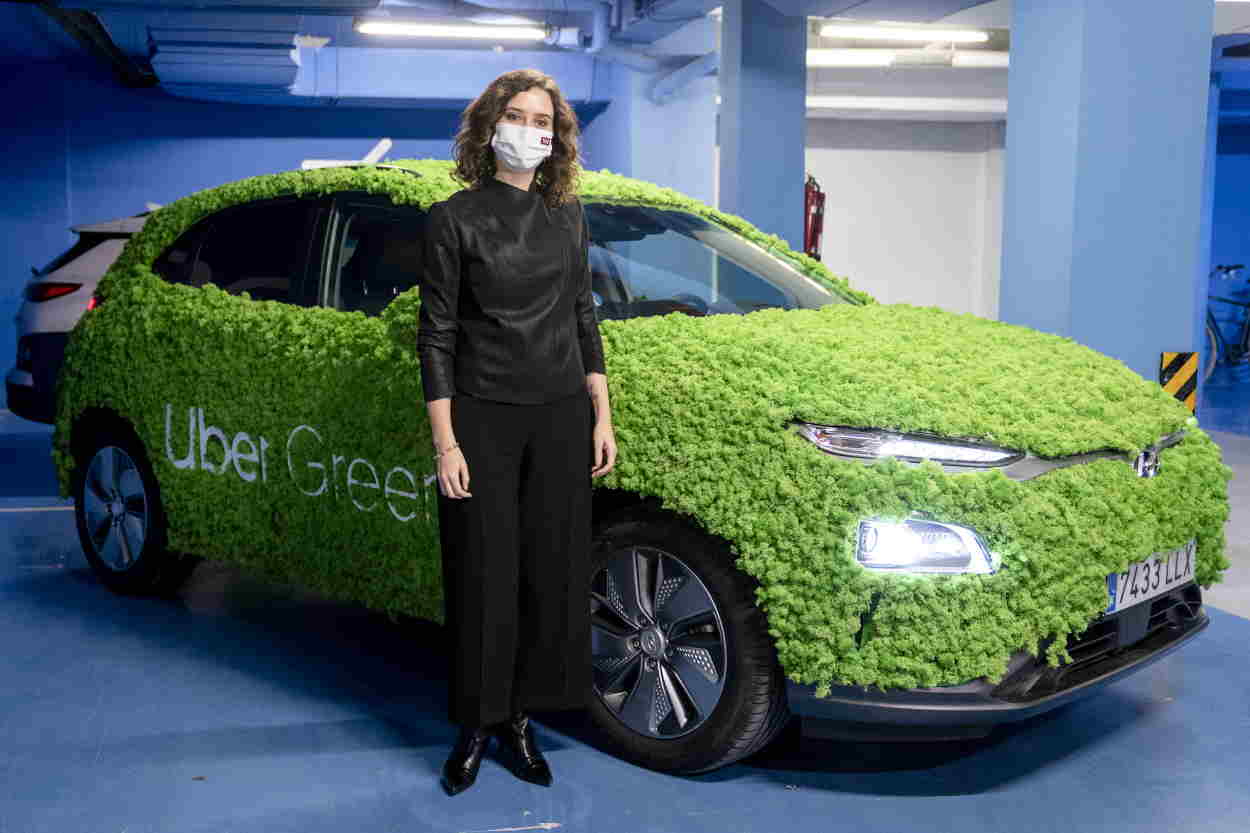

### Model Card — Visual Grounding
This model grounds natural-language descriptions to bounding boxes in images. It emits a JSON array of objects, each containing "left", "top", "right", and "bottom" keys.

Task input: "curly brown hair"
[{"left": 452, "top": 68, "right": 582, "bottom": 209}]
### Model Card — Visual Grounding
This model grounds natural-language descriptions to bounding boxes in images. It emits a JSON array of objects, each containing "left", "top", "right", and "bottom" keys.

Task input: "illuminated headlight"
[
  {"left": 856, "top": 518, "right": 1001, "bottom": 575},
  {"left": 794, "top": 423, "right": 1022, "bottom": 467}
]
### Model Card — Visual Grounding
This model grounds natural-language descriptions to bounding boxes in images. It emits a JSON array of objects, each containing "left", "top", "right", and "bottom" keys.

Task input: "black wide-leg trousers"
[{"left": 436, "top": 388, "right": 595, "bottom": 729}]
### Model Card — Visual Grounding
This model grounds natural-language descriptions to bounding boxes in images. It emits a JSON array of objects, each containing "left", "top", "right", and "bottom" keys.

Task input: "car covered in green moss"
[{"left": 51, "top": 158, "right": 1231, "bottom": 774}]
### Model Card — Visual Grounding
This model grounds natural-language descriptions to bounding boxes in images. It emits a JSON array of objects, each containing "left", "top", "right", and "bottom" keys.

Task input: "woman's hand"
[
  {"left": 591, "top": 420, "right": 617, "bottom": 478},
  {"left": 438, "top": 447, "right": 472, "bottom": 498}
]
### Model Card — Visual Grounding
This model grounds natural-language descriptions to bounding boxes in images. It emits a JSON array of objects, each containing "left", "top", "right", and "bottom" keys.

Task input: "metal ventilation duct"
[
  {"left": 52, "top": 0, "right": 678, "bottom": 109},
  {"left": 150, "top": 22, "right": 303, "bottom": 91}
]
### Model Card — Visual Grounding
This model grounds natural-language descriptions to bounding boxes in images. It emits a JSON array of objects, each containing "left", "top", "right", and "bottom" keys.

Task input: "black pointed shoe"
[
  {"left": 491, "top": 712, "right": 553, "bottom": 787},
  {"left": 440, "top": 725, "right": 492, "bottom": 796}
]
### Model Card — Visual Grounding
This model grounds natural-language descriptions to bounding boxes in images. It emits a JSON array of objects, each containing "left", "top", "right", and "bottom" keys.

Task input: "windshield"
[{"left": 584, "top": 203, "right": 844, "bottom": 321}]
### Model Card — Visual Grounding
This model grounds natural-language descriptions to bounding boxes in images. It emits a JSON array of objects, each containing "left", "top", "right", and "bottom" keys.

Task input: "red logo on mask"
[{"left": 540, "top": 136, "right": 552, "bottom": 146}]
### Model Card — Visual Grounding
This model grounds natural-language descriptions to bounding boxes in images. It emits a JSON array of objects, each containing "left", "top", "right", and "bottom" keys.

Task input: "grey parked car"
[{"left": 8, "top": 213, "right": 148, "bottom": 423}]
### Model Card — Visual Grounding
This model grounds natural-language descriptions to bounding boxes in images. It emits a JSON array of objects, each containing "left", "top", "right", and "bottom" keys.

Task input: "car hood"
[
  {"left": 601, "top": 301, "right": 1195, "bottom": 459},
  {"left": 591, "top": 299, "right": 1225, "bottom": 693}
]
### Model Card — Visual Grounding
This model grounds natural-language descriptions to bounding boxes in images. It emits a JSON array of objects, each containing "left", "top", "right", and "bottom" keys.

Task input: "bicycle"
[{"left": 1205, "top": 263, "right": 1250, "bottom": 382}]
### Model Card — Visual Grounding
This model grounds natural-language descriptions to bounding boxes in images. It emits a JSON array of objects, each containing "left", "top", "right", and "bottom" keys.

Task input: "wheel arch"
[
  {"left": 591, "top": 486, "right": 661, "bottom": 526},
  {"left": 584, "top": 497, "right": 790, "bottom": 773},
  {"left": 60, "top": 407, "right": 149, "bottom": 490}
]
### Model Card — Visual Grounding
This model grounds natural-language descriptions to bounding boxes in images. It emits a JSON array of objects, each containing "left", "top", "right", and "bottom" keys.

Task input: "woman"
[{"left": 417, "top": 68, "right": 617, "bottom": 797}]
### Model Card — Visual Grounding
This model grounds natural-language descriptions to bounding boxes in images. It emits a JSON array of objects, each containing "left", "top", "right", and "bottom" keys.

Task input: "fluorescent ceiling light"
[
  {"left": 806, "top": 48, "right": 1009, "bottom": 68},
  {"left": 355, "top": 20, "right": 547, "bottom": 40},
  {"left": 951, "top": 50, "right": 1009, "bottom": 68},
  {"left": 820, "top": 23, "right": 989, "bottom": 43},
  {"left": 807, "top": 48, "right": 896, "bottom": 67},
  {"left": 464, "top": 13, "right": 541, "bottom": 25},
  {"left": 806, "top": 95, "right": 1007, "bottom": 115}
]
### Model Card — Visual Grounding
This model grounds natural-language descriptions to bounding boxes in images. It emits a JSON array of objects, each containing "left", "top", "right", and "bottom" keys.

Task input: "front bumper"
[{"left": 786, "top": 583, "right": 1207, "bottom": 736}]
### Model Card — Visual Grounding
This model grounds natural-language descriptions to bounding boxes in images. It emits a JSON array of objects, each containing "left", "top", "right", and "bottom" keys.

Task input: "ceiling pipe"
[
  {"left": 376, "top": 0, "right": 558, "bottom": 25},
  {"left": 377, "top": 0, "right": 603, "bottom": 11},
  {"left": 554, "top": 0, "right": 660, "bottom": 73},
  {"left": 591, "top": 42, "right": 660, "bottom": 72},
  {"left": 585, "top": 0, "right": 607, "bottom": 53},
  {"left": 1214, "top": 32, "right": 1250, "bottom": 77},
  {"left": 376, "top": 0, "right": 662, "bottom": 73},
  {"left": 649, "top": 49, "right": 715, "bottom": 104},
  {"left": 55, "top": 0, "right": 375, "bottom": 12},
  {"left": 376, "top": 0, "right": 467, "bottom": 10},
  {"left": 29, "top": 0, "right": 157, "bottom": 86}
]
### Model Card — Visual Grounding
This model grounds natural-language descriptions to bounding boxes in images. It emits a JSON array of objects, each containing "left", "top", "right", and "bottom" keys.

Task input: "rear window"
[{"left": 38, "top": 233, "right": 128, "bottom": 276}]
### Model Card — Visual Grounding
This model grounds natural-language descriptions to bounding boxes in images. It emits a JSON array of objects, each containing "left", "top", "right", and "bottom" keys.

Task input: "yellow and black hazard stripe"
[{"left": 1159, "top": 352, "right": 1198, "bottom": 412}]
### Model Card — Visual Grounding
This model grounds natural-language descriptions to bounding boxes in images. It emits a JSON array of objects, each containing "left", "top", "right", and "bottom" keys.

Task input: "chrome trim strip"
[
  {"left": 995, "top": 450, "right": 1127, "bottom": 482},
  {"left": 793, "top": 424, "right": 1188, "bottom": 482},
  {"left": 790, "top": 422, "right": 1025, "bottom": 469}
]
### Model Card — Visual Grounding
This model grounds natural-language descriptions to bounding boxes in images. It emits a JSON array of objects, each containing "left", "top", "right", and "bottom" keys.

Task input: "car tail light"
[
  {"left": 87, "top": 294, "right": 101, "bottom": 311},
  {"left": 25, "top": 282, "right": 83, "bottom": 302}
]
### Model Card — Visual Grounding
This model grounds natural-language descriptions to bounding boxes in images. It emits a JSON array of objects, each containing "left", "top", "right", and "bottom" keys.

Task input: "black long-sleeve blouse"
[{"left": 417, "top": 176, "right": 607, "bottom": 405}]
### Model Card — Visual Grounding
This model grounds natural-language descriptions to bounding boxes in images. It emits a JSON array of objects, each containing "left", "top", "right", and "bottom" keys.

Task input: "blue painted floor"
[{"left": 2, "top": 412, "right": 1250, "bottom": 833}]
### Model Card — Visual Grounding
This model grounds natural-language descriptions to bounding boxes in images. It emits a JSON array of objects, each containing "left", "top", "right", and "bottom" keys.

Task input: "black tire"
[
  {"left": 586, "top": 504, "right": 790, "bottom": 774},
  {"left": 72, "top": 422, "right": 198, "bottom": 597}
]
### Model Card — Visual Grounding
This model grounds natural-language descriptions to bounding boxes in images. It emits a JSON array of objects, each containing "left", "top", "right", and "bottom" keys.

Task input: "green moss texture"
[{"left": 53, "top": 160, "right": 1230, "bottom": 697}]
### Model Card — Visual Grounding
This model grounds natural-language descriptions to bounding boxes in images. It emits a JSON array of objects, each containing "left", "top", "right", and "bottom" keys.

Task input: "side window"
[
  {"left": 328, "top": 196, "right": 427, "bottom": 316},
  {"left": 152, "top": 223, "right": 209, "bottom": 286},
  {"left": 153, "top": 198, "right": 322, "bottom": 306}
]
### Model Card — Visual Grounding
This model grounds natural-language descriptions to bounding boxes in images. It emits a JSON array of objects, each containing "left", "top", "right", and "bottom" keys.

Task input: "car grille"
[{"left": 992, "top": 583, "right": 1204, "bottom": 703}]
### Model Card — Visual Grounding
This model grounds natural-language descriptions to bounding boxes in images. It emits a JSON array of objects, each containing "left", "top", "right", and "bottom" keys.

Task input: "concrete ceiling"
[
  {"left": 759, "top": 0, "right": 985, "bottom": 21},
  {"left": 806, "top": 1, "right": 1250, "bottom": 122},
  {"left": 1, "top": 0, "right": 1000, "bottom": 70},
  {"left": 943, "top": 0, "right": 1250, "bottom": 36},
  {"left": 3, "top": 0, "right": 1248, "bottom": 121}
]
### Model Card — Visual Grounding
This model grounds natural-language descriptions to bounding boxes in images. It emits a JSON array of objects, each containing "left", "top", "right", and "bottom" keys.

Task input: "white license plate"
[{"left": 1106, "top": 539, "right": 1196, "bottom": 614}]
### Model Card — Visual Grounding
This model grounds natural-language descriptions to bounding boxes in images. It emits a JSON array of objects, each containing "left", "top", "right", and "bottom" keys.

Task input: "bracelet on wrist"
[{"left": 433, "top": 441, "right": 459, "bottom": 460}]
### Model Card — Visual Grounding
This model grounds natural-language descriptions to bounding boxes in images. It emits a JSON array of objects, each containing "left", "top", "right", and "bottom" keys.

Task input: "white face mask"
[{"left": 491, "top": 121, "right": 554, "bottom": 172}]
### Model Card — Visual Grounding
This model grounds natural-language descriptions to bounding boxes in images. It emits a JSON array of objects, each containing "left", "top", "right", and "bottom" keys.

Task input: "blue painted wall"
[
  {"left": 1198, "top": 78, "right": 1220, "bottom": 375},
  {"left": 0, "top": 59, "right": 625, "bottom": 398},
  {"left": 1207, "top": 123, "right": 1250, "bottom": 349},
  {"left": 629, "top": 71, "right": 717, "bottom": 206},
  {"left": 581, "top": 59, "right": 717, "bottom": 205},
  {"left": 580, "top": 60, "right": 636, "bottom": 181}
]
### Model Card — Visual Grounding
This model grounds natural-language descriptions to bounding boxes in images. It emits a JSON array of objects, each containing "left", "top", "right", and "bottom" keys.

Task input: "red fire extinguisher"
[{"left": 804, "top": 174, "right": 825, "bottom": 261}]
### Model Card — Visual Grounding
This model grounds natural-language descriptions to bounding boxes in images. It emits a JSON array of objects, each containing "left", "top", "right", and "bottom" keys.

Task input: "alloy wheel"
[
  {"left": 590, "top": 545, "right": 728, "bottom": 739},
  {"left": 81, "top": 445, "right": 149, "bottom": 571}
]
